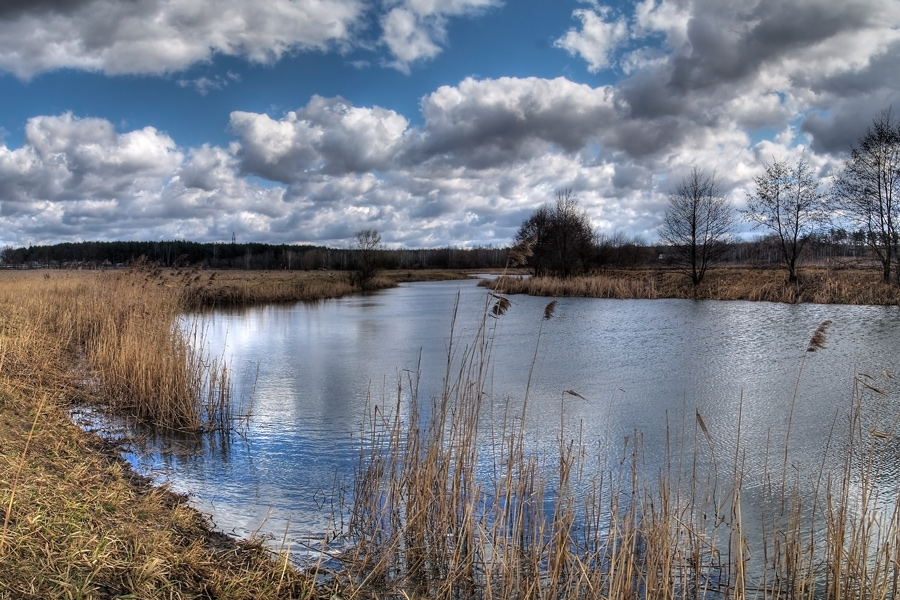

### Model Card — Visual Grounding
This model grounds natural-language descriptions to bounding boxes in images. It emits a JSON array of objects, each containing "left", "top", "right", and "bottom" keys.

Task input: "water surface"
[{"left": 117, "top": 279, "right": 900, "bottom": 555}]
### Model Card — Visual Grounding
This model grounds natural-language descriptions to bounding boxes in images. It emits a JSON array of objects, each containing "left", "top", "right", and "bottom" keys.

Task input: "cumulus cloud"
[
  {"left": 554, "top": 7, "right": 628, "bottom": 73},
  {"left": 410, "top": 77, "right": 618, "bottom": 168},
  {"left": 379, "top": 0, "right": 502, "bottom": 72},
  {"left": 1, "top": 0, "right": 899, "bottom": 248},
  {"left": 0, "top": 0, "right": 365, "bottom": 78},
  {"left": 0, "top": 114, "right": 294, "bottom": 244},
  {"left": 231, "top": 96, "right": 409, "bottom": 182},
  {"left": 0, "top": 0, "right": 506, "bottom": 78}
]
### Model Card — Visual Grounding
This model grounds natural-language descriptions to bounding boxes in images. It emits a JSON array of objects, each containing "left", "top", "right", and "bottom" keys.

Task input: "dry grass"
[
  {"left": 486, "top": 267, "right": 900, "bottom": 305},
  {"left": 0, "top": 268, "right": 330, "bottom": 598},
  {"left": 0, "top": 265, "right": 473, "bottom": 598},
  {"left": 3, "top": 262, "right": 899, "bottom": 598},
  {"left": 345, "top": 296, "right": 900, "bottom": 599},
  {"left": 11, "top": 265, "right": 233, "bottom": 431},
  {"left": 173, "top": 268, "right": 473, "bottom": 309}
]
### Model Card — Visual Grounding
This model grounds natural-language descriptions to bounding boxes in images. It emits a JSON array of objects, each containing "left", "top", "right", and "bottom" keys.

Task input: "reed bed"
[
  {"left": 174, "top": 268, "right": 472, "bottom": 309},
  {"left": 24, "top": 264, "right": 235, "bottom": 431},
  {"left": 344, "top": 292, "right": 900, "bottom": 599},
  {"left": 485, "top": 267, "right": 900, "bottom": 305},
  {"left": 0, "top": 269, "right": 325, "bottom": 598}
]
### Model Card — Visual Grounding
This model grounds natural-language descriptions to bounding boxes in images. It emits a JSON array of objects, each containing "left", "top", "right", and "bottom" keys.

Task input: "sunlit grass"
[
  {"left": 2, "top": 261, "right": 898, "bottom": 598},
  {"left": 0, "top": 268, "right": 321, "bottom": 598}
]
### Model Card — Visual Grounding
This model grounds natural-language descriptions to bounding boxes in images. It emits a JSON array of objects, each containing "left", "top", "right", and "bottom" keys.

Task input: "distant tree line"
[
  {"left": 514, "top": 107, "right": 900, "bottom": 287},
  {"left": 0, "top": 239, "right": 511, "bottom": 271}
]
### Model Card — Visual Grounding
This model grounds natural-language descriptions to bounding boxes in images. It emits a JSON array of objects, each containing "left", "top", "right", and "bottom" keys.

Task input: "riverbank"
[
  {"left": 172, "top": 267, "right": 475, "bottom": 308},
  {"left": 486, "top": 266, "right": 900, "bottom": 304},
  {"left": 0, "top": 269, "right": 345, "bottom": 598},
  {"left": 2, "top": 265, "right": 896, "bottom": 598}
]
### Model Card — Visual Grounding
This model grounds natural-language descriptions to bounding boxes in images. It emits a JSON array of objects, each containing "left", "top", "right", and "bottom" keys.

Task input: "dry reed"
[
  {"left": 344, "top": 290, "right": 900, "bottom": 599},
  {"left": 485, "top": 267, "right": 900, "bottom": 305},
  {"left": 0, "top": 269, "right": 323, "bottom": 598}
]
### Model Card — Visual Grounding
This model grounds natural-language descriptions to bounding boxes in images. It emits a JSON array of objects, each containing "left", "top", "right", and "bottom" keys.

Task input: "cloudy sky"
[{"left": 0, "top": 0, "right": 898, "bottom": 249}]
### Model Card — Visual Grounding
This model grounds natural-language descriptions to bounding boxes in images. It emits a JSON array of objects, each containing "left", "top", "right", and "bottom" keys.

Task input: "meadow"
[{"left": 0, "top": 264, "right": 898, "bottom": 598}]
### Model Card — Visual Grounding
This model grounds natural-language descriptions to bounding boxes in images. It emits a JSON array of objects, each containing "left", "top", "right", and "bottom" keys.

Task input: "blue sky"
[{"left": 0, "top": 0, "right": 898, "bottom": 249}]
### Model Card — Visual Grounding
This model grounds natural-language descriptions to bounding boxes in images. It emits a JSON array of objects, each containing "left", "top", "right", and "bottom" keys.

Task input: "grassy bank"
[
  {"left": 171, "top": 267, "right": 473, "bottom": 309},
  {"left": 0, "top": 269, "right": 335, "bottom": 598},
  {"left": 3, "top": 264, "right": 898, "bottom": 598},
  {"left": 0, "top": 265, "right": 473, "bottom": 598},
  {"left": 485, "top": 267, "right": 900, "bottom": 305}
]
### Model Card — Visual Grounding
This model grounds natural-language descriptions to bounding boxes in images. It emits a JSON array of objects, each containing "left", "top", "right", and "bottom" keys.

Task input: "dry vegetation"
[
  {"left": 344, "top": 296, "right": 900, "bottom": 599},
  {"left": 0, "top": 268, "right": 331, "bottom": 598},
  {"left": 174, "top": 267, "right": 473, "bottom": 309},
  {"left": 0, "top": 265, "right": 469, "bottom": 598},
  {"left": 485, "top": 266, "right": 900, "bottom": 305},
  {"left": 2, "top": 263, "right": 898, "bottom": 598}
]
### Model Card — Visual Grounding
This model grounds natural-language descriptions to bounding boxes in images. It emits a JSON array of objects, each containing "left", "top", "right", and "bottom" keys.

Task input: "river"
[{"left": 105, "top": 277, "right": 899, "bottom": 565}]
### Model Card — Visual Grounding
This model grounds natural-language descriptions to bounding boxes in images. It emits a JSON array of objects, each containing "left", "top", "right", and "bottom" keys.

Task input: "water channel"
[{"left": 108, "top": 277, "right": 900, "bottom": 563}]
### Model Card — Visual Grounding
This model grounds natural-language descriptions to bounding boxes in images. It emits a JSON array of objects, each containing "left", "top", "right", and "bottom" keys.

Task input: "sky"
[{"left": 0, "top": 0, "right": 898, "bottom": 250}]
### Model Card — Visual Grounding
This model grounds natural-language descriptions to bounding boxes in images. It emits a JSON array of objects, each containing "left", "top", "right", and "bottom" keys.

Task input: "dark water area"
[{"left": 106, "top": 278, "right": 899, "bottom": 560}]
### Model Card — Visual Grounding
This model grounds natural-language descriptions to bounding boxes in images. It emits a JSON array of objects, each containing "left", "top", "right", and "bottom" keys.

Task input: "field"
[{"left": 0, "top": 265, "right": 898, "bottom": 598}]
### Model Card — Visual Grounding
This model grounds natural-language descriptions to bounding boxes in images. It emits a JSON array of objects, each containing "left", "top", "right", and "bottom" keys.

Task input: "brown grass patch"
[
  {"left": 0, "top": 269, "right": 327, "bottom": 598},
  {"left": 485, "top": 267, "right": 900, "bottom": 305}
]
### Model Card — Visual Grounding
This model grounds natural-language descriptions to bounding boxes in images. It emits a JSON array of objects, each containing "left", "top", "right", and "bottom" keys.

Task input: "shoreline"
[
  {"left": 485, "top": 266, "right": 900, "bottom": 305},
  {"left": 1, "top": 265, "right": 897, "bottom": 597}
]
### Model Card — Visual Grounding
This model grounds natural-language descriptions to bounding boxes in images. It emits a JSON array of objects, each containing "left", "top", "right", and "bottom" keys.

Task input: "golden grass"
[
  {"left": 485, "top": 267, "right": 900, "bottom": 305},
  {"left": 0, "top": 265, "right": 473, "bottom": 598},
  {"left": 173, "top": 268, "right": 473, "bottom": 309},
  {"left": 3, "top": 262, "right": 899, "bottom": 598},
  {"left": 0, "top": 269, "right": 328, "bottom": 598}
]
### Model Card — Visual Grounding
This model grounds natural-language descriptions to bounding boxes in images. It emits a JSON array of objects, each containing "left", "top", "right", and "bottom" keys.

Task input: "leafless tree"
[
  {"left": 744, "top": 157, "right": 826, "bottom": 282},
  {"left": 351, "top": 228, "right": 383, "bottom": 289},
  {"left": 659, "top": 167, "right": 734, "bottom": 287},
  {"left": 831, "top": 108, "right": 900, "bottom": 284}
]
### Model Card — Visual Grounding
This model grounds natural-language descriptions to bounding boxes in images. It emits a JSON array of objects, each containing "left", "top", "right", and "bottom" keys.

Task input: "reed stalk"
[{"left": 346, "top": 287, "right": 900, "bottom": 599}]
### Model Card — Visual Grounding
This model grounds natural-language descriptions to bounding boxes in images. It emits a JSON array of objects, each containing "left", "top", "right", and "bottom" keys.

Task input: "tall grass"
[
  {"left": 0, "top": 265, "right": 233, "bottom": 430},
  {"left": 345, "top": 288, "right": 900, "bottom": 598},
  {"left": 0, "top": 269, "right": 321, "bottom": 598}
]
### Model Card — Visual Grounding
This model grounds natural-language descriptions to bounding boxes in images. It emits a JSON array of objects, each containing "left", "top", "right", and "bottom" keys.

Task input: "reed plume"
[{"left": 806, "top": 319, "right": 833, "bottom": 352}]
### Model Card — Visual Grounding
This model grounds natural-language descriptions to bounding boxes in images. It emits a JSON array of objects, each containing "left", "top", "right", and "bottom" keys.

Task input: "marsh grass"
[
  {"left": 0, "top": 269, "right": 326, "bottom": 598},
  {"left": 486, "top": 267, "right": 900, "bottom": 305},
  {"left": 174, "top": 268, "right": 473, "bottom": 309},
  {"left": 346, "top": 288, "right": 900, "bottom": 599},
  {"left": 41, "top": 263, "right": 237, "bottom": 430}
]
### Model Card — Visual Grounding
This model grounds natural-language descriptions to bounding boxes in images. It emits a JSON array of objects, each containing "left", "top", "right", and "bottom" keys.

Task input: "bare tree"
[
  {"left": 514, "top": 189, "right": 596, "bottom": 277},
  {"left": 659, "top": 167, "right": 734, "bottom": 287},
  {"left": 351, "top": 228, "right": 383, "bottom": 289},
  {"left": 831, "top": 108, "right": 900, "bottom": 284},
  {"left": 744, "top": 157, "right": 826, "bottom": 282}
]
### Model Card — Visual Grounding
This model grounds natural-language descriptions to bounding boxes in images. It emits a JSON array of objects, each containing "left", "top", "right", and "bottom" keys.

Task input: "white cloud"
[
  {"left": 231, "top": 96, "right": 409, "bottom": 182},
  {"left": 0, "top": 0, "right": 365, "bottom": 78},
  {"left": 554, "top": 7, "right": 628, "bottom": 73},
  {"left": 1, "top": 0, "right": 900, "bottom": 248},
  {"left": 412, "top": 77, "right": 618, "bottom": 167},
  {"left": 379, "top": 0, "right": 501, "bottom": 72},
  {"left": 0, "top": 0, "right": 504, "bottom": 78}
]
